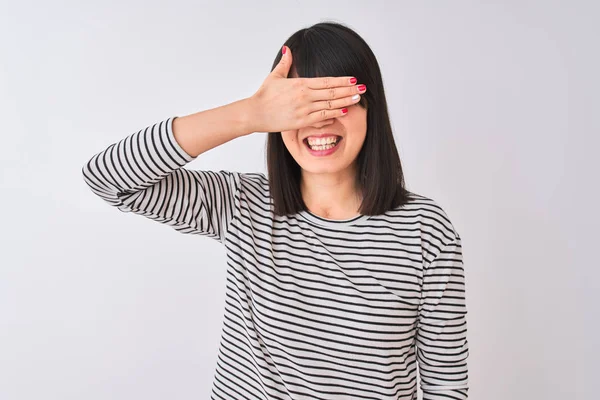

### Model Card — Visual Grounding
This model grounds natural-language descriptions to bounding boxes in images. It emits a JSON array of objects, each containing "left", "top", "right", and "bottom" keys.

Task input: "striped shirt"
[{"left": 82, "top": 116, "right": 469, "bottom": 400}]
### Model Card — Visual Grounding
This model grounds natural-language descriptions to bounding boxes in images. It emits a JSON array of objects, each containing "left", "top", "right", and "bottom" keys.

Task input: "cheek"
[
  {"left": 342, "top": 113, "right": 367, "bottom": 138},
  {"left": 281, "top": 131, "right": 300, "bottom": 147}
]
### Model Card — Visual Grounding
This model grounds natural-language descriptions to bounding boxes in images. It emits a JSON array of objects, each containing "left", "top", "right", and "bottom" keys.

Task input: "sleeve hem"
[{"left": 166, "top": 116, "right": 197, "bottom": 163}]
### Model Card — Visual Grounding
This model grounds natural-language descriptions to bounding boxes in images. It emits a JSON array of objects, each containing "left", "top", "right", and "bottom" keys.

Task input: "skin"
[{"left": 281, "top": 70, "right": 368, "bottom": 220}]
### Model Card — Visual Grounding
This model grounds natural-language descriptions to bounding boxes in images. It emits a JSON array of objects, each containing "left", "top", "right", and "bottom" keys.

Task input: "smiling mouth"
[{"left": 303, "top": 136, "right": 343, "bottom": 151}]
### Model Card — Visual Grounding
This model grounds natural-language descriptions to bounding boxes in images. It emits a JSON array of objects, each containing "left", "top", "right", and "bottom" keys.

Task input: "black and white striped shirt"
[{"left": 82, "top": 116, "right": 469, "bottom": 400}]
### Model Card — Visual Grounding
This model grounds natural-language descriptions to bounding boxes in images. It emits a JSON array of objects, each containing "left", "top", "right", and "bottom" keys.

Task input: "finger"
[
  {"left": 305, "top": 107, "right": 349, "bottom": 125},
  {"left": 304, "top": 76, "right": 357, "bottom": 90},
  {"left": 309, "top": 84, "right": 366, "bottom": 102},
  {"left": 271, "top": 45, "right": 293, "bottom": 78},
  {"left": 308, "top": 93, "right": 361, "bottom": 113}
]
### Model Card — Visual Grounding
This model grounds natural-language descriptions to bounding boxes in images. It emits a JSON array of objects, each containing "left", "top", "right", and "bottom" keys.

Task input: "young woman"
[{"left": 83, "top": 21, "right": 469, "bottom": 400}]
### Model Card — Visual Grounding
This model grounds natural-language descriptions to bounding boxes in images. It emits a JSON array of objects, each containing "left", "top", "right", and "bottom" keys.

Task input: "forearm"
[{"left": 172, "top": 97, "right": 255, "bottom": 158}]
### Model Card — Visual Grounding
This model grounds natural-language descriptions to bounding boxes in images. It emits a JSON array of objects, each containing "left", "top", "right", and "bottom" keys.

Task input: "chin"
[{"left": 300, "top": 163, "right": 346, "bottom": 174}]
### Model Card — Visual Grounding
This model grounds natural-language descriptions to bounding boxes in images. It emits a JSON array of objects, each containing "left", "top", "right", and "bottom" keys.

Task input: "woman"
[{"left": 82, "top": 21, "right": 469, "bottom": 400}]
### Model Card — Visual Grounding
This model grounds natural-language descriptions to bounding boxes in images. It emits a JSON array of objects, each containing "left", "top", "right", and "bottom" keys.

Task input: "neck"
[{"left": 300, "top": 165, "right": 363, "bottom": 220}]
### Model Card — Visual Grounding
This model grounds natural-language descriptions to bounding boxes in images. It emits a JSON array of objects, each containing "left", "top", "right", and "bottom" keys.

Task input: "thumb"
[{"left": 271, "top": 45, "right": 292, "bottom": 78}]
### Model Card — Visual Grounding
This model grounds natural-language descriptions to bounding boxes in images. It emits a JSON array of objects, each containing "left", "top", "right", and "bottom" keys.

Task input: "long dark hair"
[{"left": 266, "top": 21, "right": 413, "bottom": 217}]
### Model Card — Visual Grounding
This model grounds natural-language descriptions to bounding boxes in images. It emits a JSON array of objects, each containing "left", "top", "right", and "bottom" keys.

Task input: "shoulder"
[
  {"left": 238, "top": 171, "right": 269, "bottom": 189},
  {"left": 399, "top": 191, "right": 461, "bottom": 256},
  {"left": 407, "top": 192, "right": 459, "bottom": 236},
  {"left": 239, "top": 171, "right": 268, "bottom": 184},
  {"left": 235, "top": 171, "right": 271, "bottom": 199}
]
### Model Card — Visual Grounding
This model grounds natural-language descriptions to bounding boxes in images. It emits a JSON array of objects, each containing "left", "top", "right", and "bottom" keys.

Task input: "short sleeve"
[
  {"left": 416, "top": 234, "right": 470, "bottom": 399},
  {"left": 81, "top": 116, "right": 240, "bottom": 244}
]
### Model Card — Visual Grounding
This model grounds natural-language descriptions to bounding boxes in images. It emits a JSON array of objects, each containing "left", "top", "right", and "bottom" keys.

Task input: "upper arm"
[{"left": 82, "top": 116, "right": 242, "bottom": 244}]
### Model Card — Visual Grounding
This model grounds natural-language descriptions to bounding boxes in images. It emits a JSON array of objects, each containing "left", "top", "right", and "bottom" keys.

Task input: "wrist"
[{"left": 238, "top": 97, "right": 258, "bottom": 135}]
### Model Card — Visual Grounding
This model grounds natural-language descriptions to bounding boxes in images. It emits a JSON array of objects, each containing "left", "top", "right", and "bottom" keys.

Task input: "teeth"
[
  {"left": 307, "top": 136, "right": 338, "bottom": 146},
  {"left": 308, "top": 141, "right": 338, "bottom": 151}
]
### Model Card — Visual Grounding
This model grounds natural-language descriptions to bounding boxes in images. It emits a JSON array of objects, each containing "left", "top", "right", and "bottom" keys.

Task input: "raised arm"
[
  {"left": 82, "top": 45, "right": 366, "bottom": 242},
  {"left": 81, "top": 99, "right": 253, "bottom": 243}
]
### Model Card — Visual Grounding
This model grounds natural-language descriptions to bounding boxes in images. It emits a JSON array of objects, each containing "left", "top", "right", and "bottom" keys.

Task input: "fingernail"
[
  {"left": 282, "top": 46, "right": 286, "bottom": 55},
  {"left": 341, "top": 108, "right": 348, "bottom": 114},
  {"left": 349, "top": 77, "right": 357, "bottom": 84},
  {"left": 358, "top": 84, "right": 366, "bottom": 92}
]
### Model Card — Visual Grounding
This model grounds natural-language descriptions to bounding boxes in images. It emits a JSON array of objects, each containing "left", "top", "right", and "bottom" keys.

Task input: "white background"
[{"left": 1, "top": 1, "right": 598, "bottom": 399}]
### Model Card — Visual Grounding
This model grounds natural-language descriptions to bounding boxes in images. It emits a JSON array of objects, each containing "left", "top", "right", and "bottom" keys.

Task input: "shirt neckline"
[{"left": 298, "top": 209, "right": 371, "bottom": 227}]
